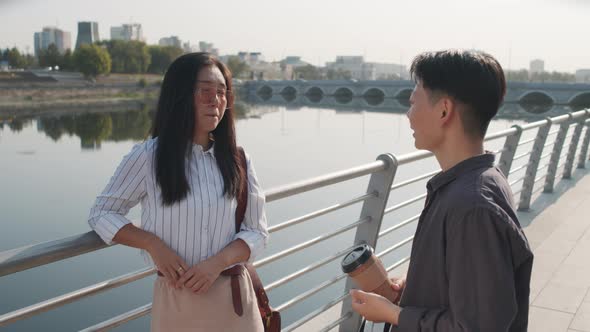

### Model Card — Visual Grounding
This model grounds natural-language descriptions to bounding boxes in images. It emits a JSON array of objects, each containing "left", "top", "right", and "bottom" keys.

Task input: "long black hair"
[{"left": 151, "top": 52, "right": 242, "bottom": 205}]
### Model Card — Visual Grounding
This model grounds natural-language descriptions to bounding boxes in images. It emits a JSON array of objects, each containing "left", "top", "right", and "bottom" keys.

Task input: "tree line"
[
  {"left": 1, "top": 40, "right": 185, "bottom": 78},
  {"left": 2, "top": 45, "right": 579, "bottom": 83}
]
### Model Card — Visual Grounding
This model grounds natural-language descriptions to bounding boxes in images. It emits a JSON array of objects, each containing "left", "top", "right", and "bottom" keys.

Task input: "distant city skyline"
[{"left": 1, "top": 0, "right": 589, "bottom": 72}]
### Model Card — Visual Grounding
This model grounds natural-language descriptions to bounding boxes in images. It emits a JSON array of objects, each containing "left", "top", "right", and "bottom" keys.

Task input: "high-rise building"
[
  {"left": 33, "top": 27, "right": 71, "bottom": 55},
  {"left": 76, "top": 22, "right": 100, "bottom": 49},
  {"left": 110, "top": 27, "right": 125, "bottom": 40},
  {"left": 159, "top": 36, "right": 182, "bottom": 48},
  {"left": 530, "top": 59, "right": 545, "bottom": 75},
  {"left": 110, "top": 23, "right": 144, "bottom": 41}
]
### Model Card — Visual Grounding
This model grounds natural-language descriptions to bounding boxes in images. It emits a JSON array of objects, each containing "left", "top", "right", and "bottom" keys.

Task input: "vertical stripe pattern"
[{"left": 87, "top": 139, "right": 269, "bottom": 266}]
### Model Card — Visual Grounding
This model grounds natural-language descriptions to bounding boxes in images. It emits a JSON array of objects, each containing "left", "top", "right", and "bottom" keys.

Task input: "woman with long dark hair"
[{"left": 88, "top": 52, "right": 268, "bottom": 331}]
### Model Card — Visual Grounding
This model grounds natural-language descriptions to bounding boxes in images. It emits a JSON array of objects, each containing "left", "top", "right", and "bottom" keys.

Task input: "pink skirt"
[{"left": 151, "top": 267, "right": 264, "bottom": 331}]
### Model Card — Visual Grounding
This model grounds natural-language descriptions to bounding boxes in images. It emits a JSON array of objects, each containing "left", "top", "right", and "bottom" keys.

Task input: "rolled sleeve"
[
  {"left": 88, "top": 143, "right": 147, "bottom": 245},
  {"left": 233, "top": 152, "right": 269, "bottom": 263}
]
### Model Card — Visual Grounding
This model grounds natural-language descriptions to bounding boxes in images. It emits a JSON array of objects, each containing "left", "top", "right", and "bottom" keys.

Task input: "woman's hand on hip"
[
  {"left": 177, "top": 256, "right": 225, "bottom": 294},
  {"left": 146, "top": 237, "right": 188, "bottom": 289}
]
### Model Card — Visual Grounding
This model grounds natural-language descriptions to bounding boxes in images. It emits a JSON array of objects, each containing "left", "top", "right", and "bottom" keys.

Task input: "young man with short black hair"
[{"left": 351, "top": 50, "right": 533, "bottom": 332}]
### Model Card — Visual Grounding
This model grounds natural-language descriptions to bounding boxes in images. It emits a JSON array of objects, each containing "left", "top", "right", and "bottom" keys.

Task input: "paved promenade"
[
  {"left": 523, "top": 166, "right": 590, "bottom": 332},
  {"left": 295, "top": 165, "right": 590, "bottom": 331}
]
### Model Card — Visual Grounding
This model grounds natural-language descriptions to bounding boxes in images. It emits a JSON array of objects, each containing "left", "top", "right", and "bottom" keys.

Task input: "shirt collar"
[
  {"left": 193, "top": 141, "right": 215, "bottom": 157},
  {"left": 427, "top": 152, "right": 496, "bottom": 193}
]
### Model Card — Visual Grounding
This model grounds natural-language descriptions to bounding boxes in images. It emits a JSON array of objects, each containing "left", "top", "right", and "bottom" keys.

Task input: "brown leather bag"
[{"left": 235, "top": 147, "right": 281, "bottom": 332}]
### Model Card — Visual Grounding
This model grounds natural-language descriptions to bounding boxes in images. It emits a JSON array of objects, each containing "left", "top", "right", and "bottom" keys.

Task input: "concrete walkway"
[{"left": 522, "top": 166, "right": 590, "bottom": 332}]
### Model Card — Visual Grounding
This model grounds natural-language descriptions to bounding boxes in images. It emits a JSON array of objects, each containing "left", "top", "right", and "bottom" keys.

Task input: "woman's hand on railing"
[
  {"left": 177, "top": 257, "right": 225, "bottom": 294},
  {"left": 390, "top": 276, "right": 406, "bottom": 305},
  {"left": 145, "top": 238, "right": 189, "bottom": 289}
]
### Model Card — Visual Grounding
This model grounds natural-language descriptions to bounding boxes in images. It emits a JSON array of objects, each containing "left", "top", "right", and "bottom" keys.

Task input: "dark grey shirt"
[{"left": 393, "top": 153, "right": 533, "bottom": 332}]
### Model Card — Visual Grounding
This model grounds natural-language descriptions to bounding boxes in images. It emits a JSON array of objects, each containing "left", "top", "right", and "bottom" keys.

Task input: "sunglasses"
[{"left": 195, "top": 81, "right": 233, "bottom": 104}]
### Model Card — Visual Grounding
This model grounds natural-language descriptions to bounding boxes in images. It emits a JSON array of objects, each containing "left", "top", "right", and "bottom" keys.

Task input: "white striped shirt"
[{"left": 88, "top": 138, "right": 269, "bottom": 266}]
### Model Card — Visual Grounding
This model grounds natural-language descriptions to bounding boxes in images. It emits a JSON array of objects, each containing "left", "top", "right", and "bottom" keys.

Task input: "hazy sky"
[{"left": 1, "top": 0, "right": 589, "bottom": 72}]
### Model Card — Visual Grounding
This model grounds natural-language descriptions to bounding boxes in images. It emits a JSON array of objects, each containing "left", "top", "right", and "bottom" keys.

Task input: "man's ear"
[{"left": 439, "top": 97, "right": 455, "bottom": 124}]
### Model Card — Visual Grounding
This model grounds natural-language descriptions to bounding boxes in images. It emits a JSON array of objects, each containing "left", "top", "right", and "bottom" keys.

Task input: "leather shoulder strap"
[
  {"left": 235, "top": 147, "right": 248, "bottom": 233},
  {"left": 234, "top": 147, "right": 275, "bottom": 318}
]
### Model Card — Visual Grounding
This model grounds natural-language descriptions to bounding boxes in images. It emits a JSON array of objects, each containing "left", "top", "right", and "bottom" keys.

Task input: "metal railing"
[{"left": 1, "top": 109, "right": 590, "bottom": 332}]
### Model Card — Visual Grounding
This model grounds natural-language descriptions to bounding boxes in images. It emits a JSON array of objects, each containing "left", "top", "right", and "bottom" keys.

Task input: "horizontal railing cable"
[
  {"left": 254, "top": 218, "right": 369, "bottom": 268},
  {"left": 79, "top": 304, "right": 152, "bottom": 332},
  {"left": 268, "top": 192, "right": 374, "bottom": 233}
]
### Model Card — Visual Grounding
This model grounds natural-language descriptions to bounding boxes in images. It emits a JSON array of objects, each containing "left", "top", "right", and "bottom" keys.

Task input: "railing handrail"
[
  {"left": 1, "top": 109, "right": 589, "bottom": 331},
  {"left": 1, "top": 110, "right": 588, "bottom": 277}
]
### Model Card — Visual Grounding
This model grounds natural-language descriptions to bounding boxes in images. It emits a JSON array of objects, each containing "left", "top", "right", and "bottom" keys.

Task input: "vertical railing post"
[
  {"left": 519, "top": 119, "right": 551, "bottom": 211},
  {"left": 563, "top": 117, "right": 586, "bottom": 178},
  {"left": 545, "top": 113, "right": 574, "bottom": 192},
  {"left": 339, "top": 153, "right": 398, "bottom": 332},
  {"left": 578, "top": 113, "right": 590, "bottom": 169},
  {"left": 498, "top": 125, "right": 523, "bottom": 176}
]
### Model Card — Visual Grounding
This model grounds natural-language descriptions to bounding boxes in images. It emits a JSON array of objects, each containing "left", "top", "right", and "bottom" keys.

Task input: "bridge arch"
[
  {"left": 518, "top": 91, "right": 555, "bottom": 105},
  {"left": 518, "top": 91, "right": 555, "bottom": 114},
  {"left": 395, "top": 89, "right": 412, "bottom": 107},
  {"left": 256, "top": 85, "right": 273, "bottom": 101},
  {"left": 304, "top": 86, "right": 325, "bottom": 103},
  {"left": 569, "top": 92, "right": 590, "bottom": 111},
  {"left": 280, "top": 86, "right": 297, "bottom": 102},
  {"left": 362, "top": 88, "right": 385, "bottom": 106},
  {"left": 334, "top": 87, "right": 354, "bottom": 104}
]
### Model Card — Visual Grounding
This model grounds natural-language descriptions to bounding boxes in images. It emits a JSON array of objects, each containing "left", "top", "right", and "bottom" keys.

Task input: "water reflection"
[
  {"left": 363, "top": 88, "right": 385, "bottom": 106},
  {"left": 2, "top": 92, "right": 588, "bottom": 150},
  {"left": 0, "top": 101, "right": 261, "bottom": 150},
  {"left": 38, "top": 110, "right": 148, "bottom": 149},
  {"left": 305, "top": 87, "right": 324, "bottom": 103},
  {"left": 334, "top": 88, "right": 354, "bottom": 104},
  {"left": 518, "top": 102, "right": 553, "bottom": 114},
  {"left": 6, "top": 118, "right": 32, "bottom": 132},
  {"left": 571, "top": 92, "right": 590, "bottom": 111}
]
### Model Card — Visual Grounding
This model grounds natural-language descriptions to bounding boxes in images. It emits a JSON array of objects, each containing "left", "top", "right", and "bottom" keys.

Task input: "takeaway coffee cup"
[{"left": 341, "top": 244, "right": 397, "bottom": 303}]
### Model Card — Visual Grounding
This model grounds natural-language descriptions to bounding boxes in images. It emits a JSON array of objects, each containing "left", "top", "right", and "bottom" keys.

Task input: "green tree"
[
  {"left": 59, "top": 49, "right": 75, "bottom": 71},
  {"left": 326, "top": 68, "right": 352, "bottom": 80},
  {"left": 74, "top": 113, "right": 113, "bottom": 147},
  {"left": 109, "top": 109, "right": 152, "bottom": 141},
  {"left": 505, "top": 69, "right": 529, "bottom": 82},
  {"left": 294, "top": 65, "right": 323, "bottom": 80},
  {"left": 74, "top": 44, "right": 111, "bottom": 78},
  {"left": 38, "top": 44, "right": 62, "bottom": 68},
  {"left": 7, "top": 47, "right": 26, "bottom": 68},
  {"left": 148, "top": 45, "right": 183, "bottom": 74},
  {"left": 23, "top": 54, "right": 36, "bottom": 68},
  {"left": 225, "top": 56, "right": 249, "bottom": 78},
  {"left": 102, "top": 40, "right": 151, "bottom": 73}
]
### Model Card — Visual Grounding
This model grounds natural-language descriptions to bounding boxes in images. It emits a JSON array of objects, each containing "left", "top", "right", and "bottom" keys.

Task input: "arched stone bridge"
[{"left": 244, "top": 80, "right": 590, "bottom": 109}]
